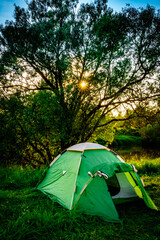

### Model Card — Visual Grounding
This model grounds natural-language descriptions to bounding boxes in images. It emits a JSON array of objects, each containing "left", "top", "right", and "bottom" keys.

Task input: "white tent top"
[{"left": 67, "top": 142, "right": 108, "bottom": 151}]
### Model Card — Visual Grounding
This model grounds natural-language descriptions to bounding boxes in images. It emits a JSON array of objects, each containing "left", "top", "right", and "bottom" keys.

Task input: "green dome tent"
[{"left": 37, "top": 142, "right": 157, "bottom": 222}]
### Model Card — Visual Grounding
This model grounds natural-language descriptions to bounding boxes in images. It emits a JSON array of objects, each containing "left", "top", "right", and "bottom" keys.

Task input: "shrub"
[
  {"left": 111, "top": 135, "right": 142, "bottom": 148},
  {"left": 140, "top": 124, "right": 160, "bottom": 148}
]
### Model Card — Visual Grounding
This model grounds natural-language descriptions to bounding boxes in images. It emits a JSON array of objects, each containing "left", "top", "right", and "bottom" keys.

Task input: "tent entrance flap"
[{"left": 75, "top": 175, "right": 120, "bottom": 222}]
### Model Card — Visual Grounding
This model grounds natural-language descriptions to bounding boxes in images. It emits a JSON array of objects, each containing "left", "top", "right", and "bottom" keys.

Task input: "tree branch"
[{"left": 25, "top": 58, "right": 56, "bottom": 91}]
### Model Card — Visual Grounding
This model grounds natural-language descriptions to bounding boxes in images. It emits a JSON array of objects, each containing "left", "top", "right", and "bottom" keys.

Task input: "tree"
[
  {"left": 0, "top": 91, "right": 64, "bottom": 166},
  {"left": 0, "top": 0, "right": 160, "bottom": 155},
  {"left": 0, "top": 94, "right": 27, "bottom": 165}
]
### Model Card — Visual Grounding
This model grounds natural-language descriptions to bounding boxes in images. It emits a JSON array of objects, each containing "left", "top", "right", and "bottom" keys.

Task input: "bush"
[
  {"left": 140, "top": 124, "right": 160, "bottom": 148},
  {"left": 111, "top": 135, "right": 142, "bottom": 148}
]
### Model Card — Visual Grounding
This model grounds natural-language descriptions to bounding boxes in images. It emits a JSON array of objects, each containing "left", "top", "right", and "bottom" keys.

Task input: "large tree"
[{"left": 0, "top": 0, "right": 160, "bottom": 154}]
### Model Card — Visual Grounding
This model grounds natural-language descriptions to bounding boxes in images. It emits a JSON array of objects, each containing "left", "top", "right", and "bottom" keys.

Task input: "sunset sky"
[{"left": 0, "top": 0, "right": 160, "bottom": 24}]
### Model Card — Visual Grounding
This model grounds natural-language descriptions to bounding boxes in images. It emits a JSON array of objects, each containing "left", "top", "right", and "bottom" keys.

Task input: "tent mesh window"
[{"left": 106, "top": 175, "right": 120, "bottom": 197}]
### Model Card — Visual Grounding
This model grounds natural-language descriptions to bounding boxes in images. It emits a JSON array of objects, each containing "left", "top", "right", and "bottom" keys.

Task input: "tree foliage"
[
  {"left": 110, "top": 103, "right": 160, "bottom": 148},
  {"left": 0, "top": 0, "right": 160, "bottom": 164},
  {"left": 0, "top": 92, "right": 64, "bottom": 166}
]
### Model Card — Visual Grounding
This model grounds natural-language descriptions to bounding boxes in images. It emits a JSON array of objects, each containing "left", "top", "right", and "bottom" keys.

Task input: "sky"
[{"left": 0, "top": 0, "right": 160, "bottom": 25}]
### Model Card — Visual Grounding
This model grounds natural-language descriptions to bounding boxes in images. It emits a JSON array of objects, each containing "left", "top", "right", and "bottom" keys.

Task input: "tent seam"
[
  {"left": 72, "top": 176, "right": 93, "bottom": 210},
  {"left": 70, "top": 151, "right": 84, "bottom": 209}
]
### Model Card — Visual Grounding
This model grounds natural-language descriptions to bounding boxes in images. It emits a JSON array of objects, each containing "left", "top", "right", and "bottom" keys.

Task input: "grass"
[
  {"left": 133, "top": 158, "right": 160, "bottom": 175},
  {"left": 0, "top": 160, "right": 160, "bottom": 240},
  {"left": 0, "top": 166, "right": 45, "bottom": 190}
]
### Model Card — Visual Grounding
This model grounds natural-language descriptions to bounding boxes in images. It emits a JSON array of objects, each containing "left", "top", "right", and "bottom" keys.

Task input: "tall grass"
[
  {"left": 0, "top": 166, "right": 45, "bottom": 190},
  {"left": 0, "top": 163, "right": 160, "bottom": 240},
  {"left": 128, "top": 158, "right": 160, "bottom": 175}
]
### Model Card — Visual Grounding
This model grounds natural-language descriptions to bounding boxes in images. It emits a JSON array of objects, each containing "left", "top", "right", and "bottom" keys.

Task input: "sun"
[{"left": 79, "top": 80, "right": 88, "bottom": 90}]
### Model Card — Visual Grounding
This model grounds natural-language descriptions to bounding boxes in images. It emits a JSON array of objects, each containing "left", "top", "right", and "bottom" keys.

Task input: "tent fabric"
[
  {"left": 67, "top": 142, "right": 108, "bottom": 151},
  {"left": 112, "top": 172, "right": 138, "bottom": 199},
  {"left": 37, "top": 142, "right": 158, "bottom": 222},
  {"left": 84, "top": 149, "right": 133, "bottom": 177},
  {"left": 72, "top": 149, "right": 133, "bottom": 207},
  {"left": 124, "top": 172, "right": 143, "bottom": 199},
  {"left": 75, "top": 176, "right": 120, "bottom": 222},
  {"left": 130, "top": 172, "right": 158, "bottom": 210},
  {"left": 37, "top": 151, "right": 82, "bottom": 209}
]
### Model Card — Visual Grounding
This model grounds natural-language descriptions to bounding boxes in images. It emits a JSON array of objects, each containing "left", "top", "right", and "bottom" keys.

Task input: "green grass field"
[{"left": 0, "top": 159, "right": 160, "bottom": 240}]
